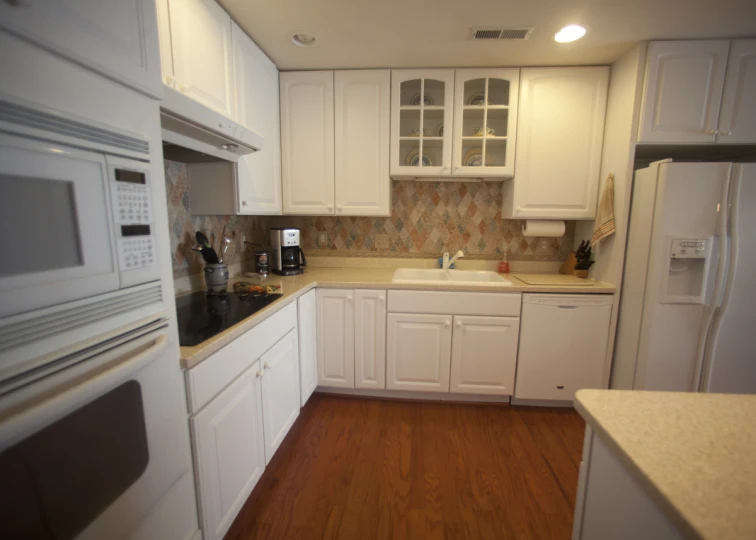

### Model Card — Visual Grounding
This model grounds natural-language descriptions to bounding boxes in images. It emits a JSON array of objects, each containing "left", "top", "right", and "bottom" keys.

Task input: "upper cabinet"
[
  {"left": 718, "top": 40, "right": 756, "bottom": 144},
  {"left": 280, "top": 70, "right": 390, "bottom": 216},
  {"left": 639, "top": 40, "right": 756, "bottom": 144},
  {"left": 503, "top": 67, "right": 609, "bottom": 220},
  {"left": 232, "top": 21, "right": 282, "bottom": 214},
  {"left": 452, "top": 69, "right": 520, "bottom": 178},
  {"left": 162, "top": 0, "right": 236, "bottom": 119},
  {"left": 0, "top": 0, "right": 162, "bottom": 98},
  {"left": 390, "top": 69, "right": 455, "bottom": 178}
]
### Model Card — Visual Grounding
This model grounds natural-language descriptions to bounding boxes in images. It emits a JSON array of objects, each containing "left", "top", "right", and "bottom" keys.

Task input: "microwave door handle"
[
  {"left": 299, "top": 247, "right": 307, "bottom": 267},
  {"left": 0, "top": 334, "right": 168, "bottom": 452}
]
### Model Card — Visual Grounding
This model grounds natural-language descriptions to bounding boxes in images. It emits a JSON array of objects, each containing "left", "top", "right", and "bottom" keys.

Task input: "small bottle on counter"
[{"left": 498, "top": 252, "right": 510, "bottom": 274}]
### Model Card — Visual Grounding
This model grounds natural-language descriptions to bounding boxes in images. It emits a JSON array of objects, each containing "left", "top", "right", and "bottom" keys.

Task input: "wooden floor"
[{"left": 225, "top": 394, "right": 586, "bottom": 540}]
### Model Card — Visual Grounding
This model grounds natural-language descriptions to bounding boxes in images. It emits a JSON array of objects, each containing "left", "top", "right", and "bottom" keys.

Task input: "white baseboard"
[{"left": 315, "top": 386, "right": 511, "bottom": 404}]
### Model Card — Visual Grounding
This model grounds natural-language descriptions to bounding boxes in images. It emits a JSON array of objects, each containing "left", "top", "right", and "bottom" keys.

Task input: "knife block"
[{"left": 560, "top": 252, "right": 589, "bottom": 278}]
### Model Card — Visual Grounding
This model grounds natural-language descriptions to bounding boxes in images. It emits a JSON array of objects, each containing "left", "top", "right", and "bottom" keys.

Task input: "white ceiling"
[{"left": 219, "top": 0, "right": 756, "bottom": 70}]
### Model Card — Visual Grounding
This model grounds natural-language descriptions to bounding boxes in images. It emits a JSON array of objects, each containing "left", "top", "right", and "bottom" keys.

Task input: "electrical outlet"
[
  {"left": 375, "top": 234, "right": 390, "bottom": 250},
  {"left": 537, "top": 238, "right": 552, "bottom": 253},
  {"left": 318, "top": 232, "right": 328, "bottom": 247},
  {"left": 242, "top": 235, "right": 248, "bottom": 251}
]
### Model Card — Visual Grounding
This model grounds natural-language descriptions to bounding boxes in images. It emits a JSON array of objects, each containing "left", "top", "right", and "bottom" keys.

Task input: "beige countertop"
[
  {"left": 179, "top": 268, "right": 615, "bottom": 369},
  {"left": 575, "top": 389, "right": 756, "bottom": 540}
]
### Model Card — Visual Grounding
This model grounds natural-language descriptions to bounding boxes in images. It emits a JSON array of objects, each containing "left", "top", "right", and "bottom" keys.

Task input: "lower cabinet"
[
  {"left": 297, "top": 289, "right": 318, "bottom": 405},
  {"left": 449, "top": 315, "right": 519, "bottom": 395},
  {"left": 191, "top": 361, "right": 266, "bottom": 540},
  {"left": 316, "top": 289, "right": 355, "bottom": 388},
  {"left": 354, "top": 289, "right": 387, "bottom": 389},
  {"left": 386, "top": 313, "right": 453, "bottom": 392}
]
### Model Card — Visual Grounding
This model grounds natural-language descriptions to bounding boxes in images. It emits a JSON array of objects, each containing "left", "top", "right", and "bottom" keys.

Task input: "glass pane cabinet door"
[
  {"left": 391, "top": 70, "right": 455, "bottom": 177},
  {"left": 453, "top": 69, "right": 520, "bottom": 177}
]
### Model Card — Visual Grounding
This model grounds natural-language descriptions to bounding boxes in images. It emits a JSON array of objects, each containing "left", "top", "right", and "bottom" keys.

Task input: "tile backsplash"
[{"left": 165, "top": 160, "right": 574, "bottom": 279}]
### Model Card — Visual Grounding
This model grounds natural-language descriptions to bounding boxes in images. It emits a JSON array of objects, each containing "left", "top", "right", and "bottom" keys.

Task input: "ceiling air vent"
[{"left": 470, "top": 27, "right": 534, "bottom": 40}]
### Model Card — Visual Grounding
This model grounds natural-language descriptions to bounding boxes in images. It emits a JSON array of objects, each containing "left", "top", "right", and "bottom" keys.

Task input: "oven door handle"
[{"left": 0, "top": 334, "right": 169, "bottom": 451}]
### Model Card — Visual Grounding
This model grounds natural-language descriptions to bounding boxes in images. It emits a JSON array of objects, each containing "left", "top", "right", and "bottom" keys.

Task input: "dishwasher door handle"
[{"left": 557, "top": 305, "right": 579, "bottom": 309}]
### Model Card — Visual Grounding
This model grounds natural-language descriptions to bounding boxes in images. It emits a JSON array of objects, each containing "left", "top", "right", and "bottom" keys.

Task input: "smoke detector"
[{"left": 470, "top": 27, "right": 534, "bottom": 40}]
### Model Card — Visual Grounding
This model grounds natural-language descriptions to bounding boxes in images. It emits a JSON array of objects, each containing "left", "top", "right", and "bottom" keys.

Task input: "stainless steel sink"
[{"left": 392, "top": 268, "right": 512, "bottom": 286}]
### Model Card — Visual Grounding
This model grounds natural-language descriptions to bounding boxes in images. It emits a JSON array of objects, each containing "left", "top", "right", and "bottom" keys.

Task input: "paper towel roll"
[{"left": 522, "top": 220, "right": 566, "bottom": 238}]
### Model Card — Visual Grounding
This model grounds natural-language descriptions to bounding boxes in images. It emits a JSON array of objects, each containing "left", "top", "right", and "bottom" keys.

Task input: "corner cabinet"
[
  {"left": 452, "top": 69, "right": 520, "bottom": 178},
  {"left": 503, "top": 67, "right": 609, "bottom": 219},
  {"left": 232, "top": 21, "right": 282, "bottom": 214},
  {"left": 316, "top": 289, "right": 355, "bottom": 388},
  {"left": 390, "top": 70, "right": 455, "bottom": 178}
]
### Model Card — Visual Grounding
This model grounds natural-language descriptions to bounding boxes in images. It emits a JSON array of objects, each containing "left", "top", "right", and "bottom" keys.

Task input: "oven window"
[
  {"left": 0, "top": 381, "right": 149, "bottom": 539},
  {"left": 0, "top": 175, "right": 83, "bottom": 277}
]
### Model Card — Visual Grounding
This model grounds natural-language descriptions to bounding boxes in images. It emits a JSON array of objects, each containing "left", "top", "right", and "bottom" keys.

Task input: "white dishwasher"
[{"left": 514, "top": 294, "right": 613, "bottom": 401}]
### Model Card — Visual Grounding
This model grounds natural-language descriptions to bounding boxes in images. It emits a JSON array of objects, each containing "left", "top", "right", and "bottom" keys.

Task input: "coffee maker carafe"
[{"left": 270, "top": 228, "right": 306, "bottom": 275}]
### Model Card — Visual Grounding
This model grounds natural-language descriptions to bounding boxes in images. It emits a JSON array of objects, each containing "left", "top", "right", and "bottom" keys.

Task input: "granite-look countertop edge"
[
  {"left": 179, "top": 269, "right": 616, "bottom": 369},
  {"left": 575, "top": 389, "right": 756, "bottom": 540}
]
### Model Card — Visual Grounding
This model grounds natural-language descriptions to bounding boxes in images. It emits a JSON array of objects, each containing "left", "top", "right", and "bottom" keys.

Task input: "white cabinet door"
[
  {"left": 354, "top": 290, "right": 387, "bottom": 389},
  {"left": 298, "top": 289, "right": 318, "bottom": 406},
  {"left": 168, "top": 0, "right": 235, "bottom": 119},
  {"left": 334, "top": 70, "right": 391, "bottom": 216},
  {"left": 232, "top": 22, "right": 282, "bottom": 214},
  {"left": 449, "top": 316, "right": 519, "bottom": 395},
  {"left": 386, "top": 313, "right": 452, "bottom": 392},
  {"left": 316, "top": 288, "right": 355, "bottom": 388},
  {"left": 260, "top": 329, "right": 300, "bottom": 464},
  {"left": 0, "top": 0, "right": 162, "bottom": 99},
  {"left": 515, "top": 295, "right": 612, "bottom": 401},
  {"left": 390, "top": 69, "right": 455, "bottom": 178},
  {"left": 639, "top": 40, "right": 730, "bottom": 143},
  {"left": 280, "top": 71, "right": 335, "bottom": 215},
  {"left": 191, "top": 361, "right": 265, "bottom": 540},
  {"left": 718, "top": 39, "right": 756, "bottom": 144},
  {"left": 452, "top": 69, "right": 520, "bottom": 178},
  {"left": 504, "top": 67, "right": 608, "bottom": 219}
]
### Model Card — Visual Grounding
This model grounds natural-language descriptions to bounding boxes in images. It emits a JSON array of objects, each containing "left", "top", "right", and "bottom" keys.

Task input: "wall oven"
[{"left": 0, "top": 98, "right": 164, "bottom": 386}]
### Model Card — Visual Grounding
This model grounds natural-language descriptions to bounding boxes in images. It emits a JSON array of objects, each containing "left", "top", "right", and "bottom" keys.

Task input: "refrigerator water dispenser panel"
[{"left": 660, "top": 237, "right": 713, "bottom": 304}]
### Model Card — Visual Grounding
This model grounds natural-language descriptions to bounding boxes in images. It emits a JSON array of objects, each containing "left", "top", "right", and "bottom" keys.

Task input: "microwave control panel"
[{"left": 110, "top": 166, "right": 157, "bottom": 273}]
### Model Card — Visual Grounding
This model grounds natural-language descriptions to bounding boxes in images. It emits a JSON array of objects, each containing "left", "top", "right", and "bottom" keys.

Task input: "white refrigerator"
[{"left": 614, "top": 160, "right": 756, "bottom": 394}]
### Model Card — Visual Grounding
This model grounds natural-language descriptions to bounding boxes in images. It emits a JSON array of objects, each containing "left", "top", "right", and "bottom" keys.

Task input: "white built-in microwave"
[{"left": 0, "top": 99, "right": 165, "bottom": 385}]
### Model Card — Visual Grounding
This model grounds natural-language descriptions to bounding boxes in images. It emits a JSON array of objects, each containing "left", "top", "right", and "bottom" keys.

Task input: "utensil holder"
[
  {"left": 559, "top": 252, "right": 589, "bottom": 278},
  {"left": 204, "top": 263, "right": 229, "bottom": 293}
]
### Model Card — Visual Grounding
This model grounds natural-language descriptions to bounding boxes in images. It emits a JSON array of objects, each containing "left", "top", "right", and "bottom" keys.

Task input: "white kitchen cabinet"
[
  {"left": 232, "top": 21, "right": 282, "bottom": 214},
  {"left": 638, "top": 40, "right": 730, "bottom": 144},
  {"left": 260, "top": 329, "right": 300, "bottom": 464},
  {"left": 334, "top": 70, "right": 391, "bottom": 216},
  {"left": 718, "top": 39, "right": 756, "bottom": 144},
  {"left": 0, "top": 0, "right": 162, "bottom": 99},
  {"left": 165, "top": 0, "right": 236, "bottom": 119},
  {"left": 390, "top": 69, "right": 455, "bottom": 178},
  {"left": 191, "top": 360, "right": 265, "bottom": 540},
  {"left": 515, "top": 295, "right": 612, "bottom": 401},
  {"left": 452, "top": 69, "right": 520, "bottom": 178},
  {"left": 449, "top": 315, "right": 519, "bottom": 396},
  {"left": 280, "top": 71, "right": 335, "bottom": 214},
  {"left": 354, "top": 290, "right": 387, "bottom": 389},
  {"left": 316, "top": 289, "right": 355, "bottom": 388},
  {"left": 298, "top": 289, "right": 318, "bottom": 406},
  {"left": 503, "top": 67, "right": 608, "bottom": 220},
  {"left": 386, "top": 313, "right": 452, "bottom": 392}
]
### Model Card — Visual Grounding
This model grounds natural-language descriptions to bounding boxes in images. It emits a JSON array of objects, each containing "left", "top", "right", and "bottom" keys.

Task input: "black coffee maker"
[{"left": 270, "top": 228, "right": 306, "bottom": 275}]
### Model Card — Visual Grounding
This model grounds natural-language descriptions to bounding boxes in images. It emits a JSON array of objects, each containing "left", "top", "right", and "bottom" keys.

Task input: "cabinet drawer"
[
  {"left": 186, "top": 301, "right": 297, "bottom": 413},
  {"left": 388, "top": 290, "right": 521, "bottom": 316}
]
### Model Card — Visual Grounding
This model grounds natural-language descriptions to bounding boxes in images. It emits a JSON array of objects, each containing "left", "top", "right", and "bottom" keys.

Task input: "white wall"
[{"left": 574, "top": 43, "right": 647, "bottom": 388}]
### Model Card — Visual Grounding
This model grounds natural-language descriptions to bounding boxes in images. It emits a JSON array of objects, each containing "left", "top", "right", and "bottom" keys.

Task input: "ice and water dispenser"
[{"left": 660, "top": 237, "right": 713, "bottom": 304}]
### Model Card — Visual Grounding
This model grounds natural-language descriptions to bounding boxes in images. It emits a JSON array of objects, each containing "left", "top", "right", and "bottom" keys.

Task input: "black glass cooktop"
[{"left": 176, "top": 291, "right": 283, "bottom": 346}]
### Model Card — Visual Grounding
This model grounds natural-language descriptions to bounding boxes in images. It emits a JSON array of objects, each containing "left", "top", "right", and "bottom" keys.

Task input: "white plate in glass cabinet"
[
  {"left": 452, "top": 69, "right": 519, "bottom": 178},
  {"left": 390, "top": 70, "right": 454, "bottom": 178}
]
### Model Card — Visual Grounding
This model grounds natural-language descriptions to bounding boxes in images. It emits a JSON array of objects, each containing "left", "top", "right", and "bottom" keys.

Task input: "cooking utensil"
[
  {"left": 219, "top": 225, "right": 226, "bottom": 254},
  {"left": 200, "top": 247, "right": 219, "bottom": 264},
  {"left": 219, "top": 231, "right": 234, "bottom": 263},
  {"left": 196, "top": 231, "right": 211, "bottom": 249}
]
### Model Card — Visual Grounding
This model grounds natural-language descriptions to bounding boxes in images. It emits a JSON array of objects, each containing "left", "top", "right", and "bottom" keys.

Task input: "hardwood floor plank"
[{"left": 224, "top": 394, "right": 584, "bottom": 540}]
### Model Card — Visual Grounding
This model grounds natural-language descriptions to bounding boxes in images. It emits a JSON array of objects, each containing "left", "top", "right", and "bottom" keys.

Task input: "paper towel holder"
[{"left": 522, "top": 220, "right": 566, "bottom": 238}]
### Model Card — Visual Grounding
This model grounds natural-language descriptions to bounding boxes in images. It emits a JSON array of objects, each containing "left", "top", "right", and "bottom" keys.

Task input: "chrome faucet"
[{"left": 442, "top": 250, "right": 465, "bottom": 270}]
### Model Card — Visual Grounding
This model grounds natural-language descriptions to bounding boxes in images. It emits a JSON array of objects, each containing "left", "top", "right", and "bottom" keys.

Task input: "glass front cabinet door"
[
  {"left": 452, "top": 69, "right": 520, "bottom": 178},
  {"left": 390, "top": 70, "right": 454, "bottom": 178}
]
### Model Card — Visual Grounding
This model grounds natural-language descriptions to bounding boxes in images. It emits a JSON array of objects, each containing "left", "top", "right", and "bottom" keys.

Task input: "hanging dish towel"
[{"left": 591, "top": 173, "right": 616, "bottom": 246}]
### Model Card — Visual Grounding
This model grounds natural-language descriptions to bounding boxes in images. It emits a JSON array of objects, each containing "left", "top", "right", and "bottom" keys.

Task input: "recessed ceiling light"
[
  {"left": 554, "top": 25, "right": 586, "bottom": 43},
  {"left": 292, "top": 32, "right": 317, "bottom": 47}
]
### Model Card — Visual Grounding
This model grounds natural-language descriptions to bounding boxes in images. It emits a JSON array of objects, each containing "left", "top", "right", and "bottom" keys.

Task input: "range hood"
[{"left": 160, "top": 85, "right": 263, "bottom": 162}]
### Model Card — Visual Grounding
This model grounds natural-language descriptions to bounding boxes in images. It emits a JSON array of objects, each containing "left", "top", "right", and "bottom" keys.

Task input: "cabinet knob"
[
  {"left": 455, "top": 321, "right": 463, "bottom": 328},
  {"left": 327, "top": 205, "right": 333, "bottom": 211},
  {"left": 263, "top": 362, "right": 270, "bottom": 370},
  {"left": 378, "top": 296, "right": 385, "bottom": 303},
  {"left": 241, "top": 200, "right": 248, "bottom": 206},
  {"left": 721, "top": 130, "right": 732, "bottom": 136},
  {"left": 346, "top": 295, "right": 353, "bottom": 302},
  {"left": 337, "top": 206, "right": 343, "bottom": 212},
  {"left": 256, "top": 371, "right": 263, "bottom": 378},
  {"left": 179, "top": 84, "right": 187, "bottom": 93},
  {"left": 705, "top": 129, "right": 718, "bottom": 136},
  {"left": 444, "top": 320, "right": 451, "bottom": 328}
]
